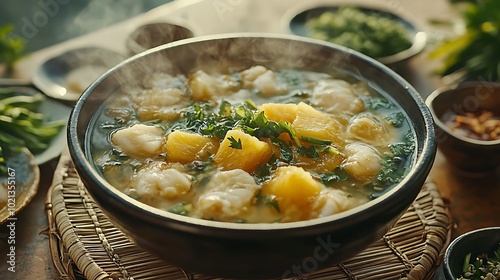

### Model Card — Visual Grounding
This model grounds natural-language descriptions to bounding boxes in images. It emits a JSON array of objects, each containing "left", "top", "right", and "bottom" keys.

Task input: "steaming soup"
[{"left": 91, "top": 65, "right": 415, "bottom": 223}]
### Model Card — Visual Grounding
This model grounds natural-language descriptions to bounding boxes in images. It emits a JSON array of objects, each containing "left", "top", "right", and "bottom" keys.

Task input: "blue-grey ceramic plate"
[{"left": 32, "top": 46, "right": 126, "bottom": 102}]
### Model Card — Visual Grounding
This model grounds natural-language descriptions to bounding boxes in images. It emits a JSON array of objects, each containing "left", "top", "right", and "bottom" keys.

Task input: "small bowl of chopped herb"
[
  {"left": 285, "top": 3, "right": 427, "bottom": 65},
  {"left": 440, "top": 227, "right": 500, "bottom": 280},
  {"left": 426, "top": 81, "right": 500, "bottom": 174}
]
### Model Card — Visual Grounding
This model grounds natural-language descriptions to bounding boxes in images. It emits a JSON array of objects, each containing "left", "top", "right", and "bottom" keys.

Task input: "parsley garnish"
[
  {"left": 228, "top": 136, "right": 243, "bottom": 149},
  {"left": 312, "top": 167, "right": 350, "bottom": 185},
  {"left": 301, "top": 136, "right": 331, "bottom": 145},
  {"left": 363, "top": 97, "right": 395, "bottom": 110},
  {"left": 376, "top": 156, "right": 407, "bottom": 185},
  {"left": 385, "top": 112, "right": 405, "bottom": 128},
  {"left": 368, "top": 130, "right": 415, "bottom": 198},
  {"left": 171, "top": 100, "right": 364, "bottom": 178},
  {"left": 256, "top": 192, "right": 280, "bottom": 213},
  {"left": 168, "top": 202, "right": 191, "bottom": 216},
  {"left": 270, "top": 138, "right": 293, "bottom": 163},
  {"left": 389, "top": 131, "right": 415, "bottom": 156}
]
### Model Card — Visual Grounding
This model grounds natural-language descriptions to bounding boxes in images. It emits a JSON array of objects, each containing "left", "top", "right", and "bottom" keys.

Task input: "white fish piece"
[
  {"left": 134, "top": 88, "right": 185, "bottom": 108},
  {"left": 134, "top": 88, "right": 186, "bottom": 121},
  {"left": 189, "top": 70, "right": 234, "bottom": 101},
  {"left": 253, "top": 70, "right": 287, "bottom": 96},
  {"left": 111, "top": 124, "right": 165, "bottom": 158},
  {"left": 241, "top": 65, "right": 267, "bottom": 86},
  {"left": 142, "top": 72, "right": 187, "bottom": 89},
  {"left": 311, "top": 188, "right": 366, "bottom": 218},
  {"left": 133, "top": 162, "right": 192, "bottom": 200},
  {"left": 311, "top": 79, "right": 365, "bottom": 114},
  {"left": 196, "top": 169, "right": 260, "bottom": 221},
  {"left": 342, "top": 142, "right": 382, "bottom": 181},
  {"left": 347, "top": 113, "right": 391, "bottom": 147}
]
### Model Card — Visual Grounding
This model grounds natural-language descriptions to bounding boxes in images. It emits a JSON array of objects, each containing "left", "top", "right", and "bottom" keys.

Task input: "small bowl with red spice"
[{"left": 426, "top": 81, "right": 500, "bottom": 173}]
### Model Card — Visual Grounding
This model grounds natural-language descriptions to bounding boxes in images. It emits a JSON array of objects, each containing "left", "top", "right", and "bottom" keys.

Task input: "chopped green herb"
[
  {"left": 301, "top": 136, "right": 332, "bottom": 145},
  {"left": 228, "top": 136, "right": 243, "bottom": 149},
  {"left": 367, "top": 131, "right": 414, "bottom": 196},
  {"left": 278, "top": 121, "right": 301, "bottom": 147},
  {"left": 265, "top": 196, "right": 280, "bottom": 213},
  {"left": 218, "top": 100, "right": 232, "bottom": 116},
  {"left": 188, "top": 160, "right": 212, "bottom": 172},
  {"left": 270, "top": 138, "right": 294, "bottom": 163},
  {"left": 386, "top": 112, "right": 405, "bottom": 127},
  {"left": 172, "top": 101, "right": 342, "bottom": 161},
  {"left": 389, "top": 130, "right": 415, "bottom": 156},
  {"left": 256, "top": 192, "right": 280, "bottom": 213},
  {"left": 376, "top": 156, "right": 407, "bottom": 186},
  {"left": 254, "top": 156, "right": 279, "bottom": 183},
  {"left": 458, "top": 243, "right": 500, "bottom": 280},
  {"left": 297, "top": 145, "right": 321, "bottom": 159},
  {"left": 312, "top": 167, "right": 349, "bottom": 185},
  {"left": 168, "top": 202, "right": 192, "bottom": 216},
  {"left": 362, "top": 97, "right": 395, "bottom": 110},
  {"left": 244, "top": 99, "right": 258, "bottom": 110},
  {"left": 305, "top": 6, "right": 412, "bottom": 58}
]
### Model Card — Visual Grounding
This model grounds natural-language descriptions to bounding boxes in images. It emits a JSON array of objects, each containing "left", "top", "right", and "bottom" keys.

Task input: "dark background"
[{"left": 0, "top": 0, "right": 173, "bottom": 51}]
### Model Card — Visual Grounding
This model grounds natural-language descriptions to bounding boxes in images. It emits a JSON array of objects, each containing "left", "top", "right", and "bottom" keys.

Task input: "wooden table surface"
[{"left": 1, "top": 0, "right": 499, "bottom": 279}]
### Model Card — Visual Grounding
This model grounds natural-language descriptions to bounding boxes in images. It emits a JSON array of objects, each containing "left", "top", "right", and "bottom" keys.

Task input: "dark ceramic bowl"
[
  {"left": 67, "top": 33, "right": 436, "bottom": 279},
  {"left": 284, "top": 2, "right": 427, "bottom": 66},
  {"left": 441, "top": 227, "right": 500, "bottom": 280},
  {"left": 126, "top": 22, "right": 194, "bottom": 55},
  {"left": 426, "top": 82, "right": 500, "bottom": 173}
]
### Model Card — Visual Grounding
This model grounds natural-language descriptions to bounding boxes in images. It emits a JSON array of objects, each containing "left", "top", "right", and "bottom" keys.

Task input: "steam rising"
[
  {"left": 126, "top": 23, "right": 194, "bottom": 55},
  {"left": 64, "top": 0, "right": 143, "bottom": 41},
  {"left": 111, "top": 36, "right": 359, "bottom": 88}
]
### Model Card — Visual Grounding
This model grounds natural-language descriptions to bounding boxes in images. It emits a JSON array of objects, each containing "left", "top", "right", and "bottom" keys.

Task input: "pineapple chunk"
[
  {"left": 259, "top": 103, "right": 298, "bottom": 123},
  {"left": 293, "top": 102, "right": 343, "bottom": 146},
  {"left": 165, "top": 130, "right": 219, "bottom": 163},
  {"left": 294, "top": 149, "right": 344, "bottom": 174},
  {"left": 213, "top": 129, "right": 273, "bottom": 173},
  {"left": 262, "top": 166, "right": 323, "bottom": 219}
]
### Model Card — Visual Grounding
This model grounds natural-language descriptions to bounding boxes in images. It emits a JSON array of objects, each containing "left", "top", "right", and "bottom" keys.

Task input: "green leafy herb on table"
[
  {"left": 0, "top": 88, "right": 65, "bottom": 175},
  {"left": 0, "top": 24, "right": 26, "bottom": 71},
  {"left": 305, "top": 6, "right": 412, "bottom": 58},
  {"left": 430, "top": 0, "right": 500, "bottom": 81},
  {"left": 458, "top": 243, "right": 500, "bottom": 280}
]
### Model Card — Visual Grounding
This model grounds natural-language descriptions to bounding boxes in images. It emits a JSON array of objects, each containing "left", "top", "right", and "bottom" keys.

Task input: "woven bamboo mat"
[{"left": 46, "top": 150, "right": 452, "bottom": 280}]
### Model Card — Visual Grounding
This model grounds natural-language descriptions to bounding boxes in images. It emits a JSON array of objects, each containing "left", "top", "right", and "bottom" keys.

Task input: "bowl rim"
[
  {"left": 281, "top": 0, "right": 428, "bottom": 65},
  {"left": 68, "top": 32, "right": 436, "bottom": 232},
  {"left": 426, "top": 81, "right": 500, "bottom": 146}
]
